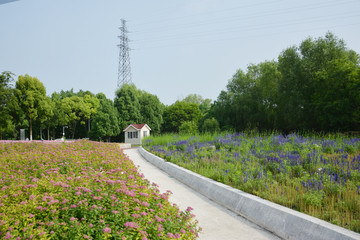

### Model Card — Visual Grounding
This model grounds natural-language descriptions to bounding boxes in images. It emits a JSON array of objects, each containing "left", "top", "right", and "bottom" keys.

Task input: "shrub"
[
  {"left": 202, "top": 118, "right": 220, "bottom": 133},
  {"left": 0, "top": 140, "right": 201, "bottom": 239},
  {"left": 179, "top": 121, "right": 198, "bottom": 135}
]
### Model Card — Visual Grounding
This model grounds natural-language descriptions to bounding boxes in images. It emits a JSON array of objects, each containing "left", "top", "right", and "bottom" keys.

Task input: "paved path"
[{"left": 123, "top": 148, "right": 281, "bottom": 240}]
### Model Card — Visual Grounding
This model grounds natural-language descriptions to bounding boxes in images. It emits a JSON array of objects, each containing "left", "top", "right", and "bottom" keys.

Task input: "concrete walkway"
[{"left": 123, "top": 148, "right": 281, "bottom": 240}]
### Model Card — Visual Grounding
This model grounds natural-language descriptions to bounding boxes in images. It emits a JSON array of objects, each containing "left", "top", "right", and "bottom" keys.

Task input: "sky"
[{"left": 0, "top": 0, "right": 359, "bottom": 105}]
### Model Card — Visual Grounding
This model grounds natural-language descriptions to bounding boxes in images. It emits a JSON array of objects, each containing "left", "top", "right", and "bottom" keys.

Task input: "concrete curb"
[{"left": 138, "top": 147, "right": 360, "bottom": 240}]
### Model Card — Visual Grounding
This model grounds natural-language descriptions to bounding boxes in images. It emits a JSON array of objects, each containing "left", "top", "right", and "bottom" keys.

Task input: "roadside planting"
[
  {"left": 0, "top": 140, "right": 201, "bottom": 239},
  {"left": 143, "top": 133, "right": 360, "bottom": 233}
]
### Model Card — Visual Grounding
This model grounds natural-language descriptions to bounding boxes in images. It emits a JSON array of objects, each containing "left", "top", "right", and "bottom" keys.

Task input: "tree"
[
  {"left": 162, "top": 101, "right": 202, "bottom": 133},
  {"left": 114, "top": 84, "right": 164, "bottom": 135},
  {"left": 39, "top": 96, "right": 55, "bottom": 139},
  {"left": 89, "top": 93, "right": 120, "bottom": 141},
  {"left": 60, "top": 94, "right": 99, "bottom": 139},
  {"left": 114, "top": 84, "right": 142, "bottom": 131},
  {"left": 277, "top": 32, "right": 360, "bottom": 131},
  {"left": 182, "top": 94, "right": 212, "bottom": 115},
  {"left": 15, "top": 74, "right": 49, "bottom": 140},
  {"left": 139, "top": 91, "right": 164, "bottom": 134},
  {"left": 0, "top": 71, "right": 17, "bottom": 139},
  {"left": 202, "top": 118, "right": 220, "bottom": 133},
  {"left": 179, "top": 121, "right": 198, "bottom": 135},
  {"left": 212, "top": 62, "right": 279, "bottom": 132}
]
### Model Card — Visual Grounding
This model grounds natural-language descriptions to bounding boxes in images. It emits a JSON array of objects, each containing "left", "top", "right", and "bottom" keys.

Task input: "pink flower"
[
  {"left": 186, "top": 206, "right": 193, "bottom": 212},
  {"left": 70, "top": 217, "right": 77, "bottom": 221},
  {"left": 103, "top": 227, "right": 111, "bottom": 233},
  {"left": 29, "top": 214, "right": 35, "bottom": 218},
  {"left": 48, "top": 199, "right": 59, "bottom": 205},
  {"left": 112, "top": 210, "right": 119, "bottom": 214},
  {"left": 142, "top": 201, "right": 150, "bottom": 207},
  {"left": 124, "top": 222, "right": 139, "bottom": 229},
  {"left": 75, "top": 191, "right": 82, "bottom": 195},
  {"left": 167, "top": 233, "right": 175, "bottom": 238},
  {"left": 70, "top": 204, "right": 77, "bottom": 208},
  {"left": 4, "top": 232, "right": 12, "bottom": 239},
  {"left": 89, "top": 223, "right": 93, "bottom": 227}
]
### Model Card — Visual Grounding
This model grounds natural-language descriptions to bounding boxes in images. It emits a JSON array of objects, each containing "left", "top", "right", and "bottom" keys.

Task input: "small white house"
[{"left": 123, "top": 124, "right": 151, "bottom": 145}]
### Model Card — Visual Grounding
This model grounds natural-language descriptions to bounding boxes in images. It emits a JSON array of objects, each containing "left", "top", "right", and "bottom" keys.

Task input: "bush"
[
  {"left": 179, "top": 121, "right": 198, "bottom": 135},
  {"left": 202, "top": 118, "right": 220, "bottom": 133},
  {"left": 0, "top": 140, "right": 201, "bottom": 239}
]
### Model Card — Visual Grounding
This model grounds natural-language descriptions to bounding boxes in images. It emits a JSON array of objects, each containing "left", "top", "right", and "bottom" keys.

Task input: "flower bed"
[
  {"left": 0, "top": 140, "right": 201, "bottom": 239},
  {"left": 144, "top": 133, "right": 360, "bottom": 233}
]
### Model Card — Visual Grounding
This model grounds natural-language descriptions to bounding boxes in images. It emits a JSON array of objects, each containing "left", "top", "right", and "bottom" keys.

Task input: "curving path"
[{"left": 123, "top": 148, "right": 281, "bottom": 240}]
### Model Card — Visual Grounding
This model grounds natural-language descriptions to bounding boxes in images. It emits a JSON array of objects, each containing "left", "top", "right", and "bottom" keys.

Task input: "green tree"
[
  {"left": 89, "top": 93, "right": 120, "bottom": 141},
  {"left": 202, "top": 117, "right": 220, "bottom": 133},
  {"left": 183, "top": 94, "right": 212, "bottom": 115},
  {"left": 212, "top": 61, "right": 279, "bottom": 132},
  {"left": 277, "top": 32, "right": 360, "bottom": 131},
  {"left": 179, "top": 121, "right": 198, "bottom": 135},
  {"left": 276, "top": 46, "right": 306, "bottom": 131},
  {"left": 60, "top": 94, "right": 99, "bottom": 139},
  {"left": 0, "top": 71, "right": 16, "bottom": 139},
  {"left": 114, "top": 84, "right": 142, "bottom": 131},
  {"left": 39, "top": 96, "right": 55, "bottom": 140},
  {"left": 162, "top": 101, "right": 202, "bottom": 133},
  {"left": 15, "top": 74, "right": 49, "bottom": 140},
  {"left": 139, "top": 91, "right": 164, "bottom": 134}
]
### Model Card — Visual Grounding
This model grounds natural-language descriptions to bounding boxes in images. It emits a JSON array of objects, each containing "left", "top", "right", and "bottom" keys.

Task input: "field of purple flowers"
[
  {"left": 144, "top": 133, "right": 360, "bottom": 233},
  {"left": 0, "top": 140, "right": 201, "bottom": 239}
]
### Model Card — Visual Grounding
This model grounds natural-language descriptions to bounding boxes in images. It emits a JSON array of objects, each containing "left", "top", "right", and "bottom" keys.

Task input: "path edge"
[{"left": 138, "top": 147, "right": 360, "bottom": 240}]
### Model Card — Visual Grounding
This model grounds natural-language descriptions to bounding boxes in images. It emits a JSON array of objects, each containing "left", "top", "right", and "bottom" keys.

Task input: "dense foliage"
[
  {"left": 0, "top": 140, "right": 201, "bottom": 239},
  {"left": 144, "top": 133, "right": 360, "bottom": 232},
  {"left": 1, "top": 33, "right": 359, "bottom": 140},
  {"left": 209, "top": 33, "right": 360, "bottom": 132},
  {"left": 114, "top": 84, "right": 164, "bottom": 136}
]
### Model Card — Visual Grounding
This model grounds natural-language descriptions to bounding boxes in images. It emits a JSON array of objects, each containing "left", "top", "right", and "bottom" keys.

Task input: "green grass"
[{"left": 143, "top": 132, "right": 360, "bottom": 233}]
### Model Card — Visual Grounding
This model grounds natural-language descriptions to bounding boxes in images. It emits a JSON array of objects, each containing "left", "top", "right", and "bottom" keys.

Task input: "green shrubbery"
[{"left": 0, "top": 140, "right": 201, "bottom": 239}]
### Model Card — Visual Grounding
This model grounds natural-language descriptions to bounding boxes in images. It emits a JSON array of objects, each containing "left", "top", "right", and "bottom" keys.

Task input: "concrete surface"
[
  {"left": 137, "top": 147, "right": 360, "bottom": 240},
  {"left": 119, "top": 143, "right": 131, "bottom": 149},
  {"left": 124, "top": 148, "right": 281, "bottom": 240}
]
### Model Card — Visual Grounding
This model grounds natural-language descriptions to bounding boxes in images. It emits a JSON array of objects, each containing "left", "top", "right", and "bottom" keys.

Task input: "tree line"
[
  {"left": 1, "top": 33, "right": 359, "bottom": 140},
  {"left": 209, "top": 32, "right": 360, "bottom": 133}
]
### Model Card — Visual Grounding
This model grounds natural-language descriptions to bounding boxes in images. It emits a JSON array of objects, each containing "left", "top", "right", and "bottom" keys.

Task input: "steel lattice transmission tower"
[{"left": 117, "top": 19, "right": 132, "bottom": 88}]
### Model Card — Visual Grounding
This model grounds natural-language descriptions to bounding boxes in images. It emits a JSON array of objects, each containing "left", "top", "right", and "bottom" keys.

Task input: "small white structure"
[{"left": 123, "top": 124, "right": 151, "bottom": 145}]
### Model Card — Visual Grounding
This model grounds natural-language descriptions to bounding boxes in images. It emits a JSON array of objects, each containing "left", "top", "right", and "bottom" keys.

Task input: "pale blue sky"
[{"left": 1, "top": 0, "right": 359, "bottom": 105}]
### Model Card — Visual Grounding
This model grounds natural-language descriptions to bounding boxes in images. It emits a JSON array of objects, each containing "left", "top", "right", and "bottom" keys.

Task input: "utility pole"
[{"left": 117, "top": 19, "right": 132, "bottom": 88}]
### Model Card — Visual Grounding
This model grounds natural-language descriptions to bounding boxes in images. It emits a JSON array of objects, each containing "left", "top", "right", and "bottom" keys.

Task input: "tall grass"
[{"left": 143, "top": 132, "right": 360, "bottom": 233}]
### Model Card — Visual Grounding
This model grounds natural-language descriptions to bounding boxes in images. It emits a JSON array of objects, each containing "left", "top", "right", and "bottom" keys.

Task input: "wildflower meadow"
[
  {"left": 0, "top": 140, "right": 201, "bottom": 239},
  {"left": 144, "top": 133, "right": 360, "bottom": 233}
]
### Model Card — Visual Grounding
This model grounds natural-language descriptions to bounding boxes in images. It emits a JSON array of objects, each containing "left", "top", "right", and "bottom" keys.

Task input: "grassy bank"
[{"left": 143, "top": 132, "right": 360, "bottom": 233}]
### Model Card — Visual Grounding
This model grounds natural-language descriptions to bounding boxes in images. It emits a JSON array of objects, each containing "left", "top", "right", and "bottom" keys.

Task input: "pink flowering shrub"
[{"left": 0, "top": 140, "right": 201, "bottom": 239}]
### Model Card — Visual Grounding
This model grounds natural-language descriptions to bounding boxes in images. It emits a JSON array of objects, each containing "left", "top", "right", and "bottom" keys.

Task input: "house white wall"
[{"left": 124, "top": 125, "right": 151, "bottom": 145}]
